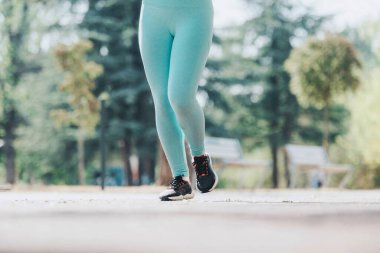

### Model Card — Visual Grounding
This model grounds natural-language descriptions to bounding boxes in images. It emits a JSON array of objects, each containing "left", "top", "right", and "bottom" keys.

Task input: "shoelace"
[
  {"left": 192, "top": 155, "right": 209, "bottom": 177},
  {"left": 169, "top": 176, "right": 186, "bottom": 189}
]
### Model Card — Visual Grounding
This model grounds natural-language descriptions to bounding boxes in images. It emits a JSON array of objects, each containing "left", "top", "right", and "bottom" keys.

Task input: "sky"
[{"left": 213, "top": 0, "right": 380, "bottom": 29}]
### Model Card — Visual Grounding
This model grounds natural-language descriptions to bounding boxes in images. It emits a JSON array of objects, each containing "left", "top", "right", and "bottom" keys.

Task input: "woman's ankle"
[{"left": 193, "top": 152, "right": 208, "bottom": 158}]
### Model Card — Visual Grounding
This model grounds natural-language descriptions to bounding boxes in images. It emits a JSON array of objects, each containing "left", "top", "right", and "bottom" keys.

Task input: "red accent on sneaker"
[{"left": 192, "top": 154, "right": 210, "bottom": 177}]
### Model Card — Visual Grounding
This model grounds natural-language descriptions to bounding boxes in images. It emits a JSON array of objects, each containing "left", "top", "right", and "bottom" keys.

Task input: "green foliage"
[
  {"left": 285, "top": 33, "right": 362, "bottom": 150},
  {"left": 51, "top": 39, "right": 104, "bottom": 185},
  {"left": 295, "top": 104, "right": 350, "bottom": 144},
  {"left": 330, "top": 20, "right": 380, "bottom": 188},
  {"left": 235, "top": 0, "right": 326, "bottom": 186},
  {"left": 15, "top": 56, "right": 76, "bottom": 184},
  {"left": 80, "top": 0, "right": 152, "bottom": 140},
  {"left": 0, "top": 0, "right": 34, "bottom": 184},
  {"left": 344, "top": 20, "right": 380, "bottom": 69},
  {"left": 202, "top": 0, "right": 336, "bottom": 187},
  {"left": 1, "top": 0, "right": 377, "bottom": 189},
  {"left": 81, "top": 0, "right": 157, "bottom": 184},
  {"left": 52, "top": 40, "right": 103, "bottom": 134},
  {"left": 336, "top": 68, "right": 380, "bottom": 165},
  {"left": 333, "top": 68, "right": 380, "bottom": 188},
  {"left": 285, "top": 33, "right": 362, "bottom": 108}
]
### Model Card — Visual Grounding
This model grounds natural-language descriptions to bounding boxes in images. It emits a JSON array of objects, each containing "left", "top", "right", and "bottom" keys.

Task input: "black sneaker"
[
  {"left": 192, "top": 153, "right": 218, "bottom": 193},
  {"left": 159, "top": 176, "right": 194, "bottom": 201}
]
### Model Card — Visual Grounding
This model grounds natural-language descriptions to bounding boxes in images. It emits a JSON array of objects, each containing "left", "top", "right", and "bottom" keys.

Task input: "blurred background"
[{"left": 0, "top": 0, "right": 379, "bottom": 189}]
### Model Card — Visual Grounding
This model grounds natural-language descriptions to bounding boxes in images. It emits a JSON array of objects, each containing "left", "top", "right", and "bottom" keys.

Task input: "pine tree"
[
  {"left": 80, "top": 0, "right": 157, "bottom": 185},
  {"left": 241, "top": 0, "right": 325, "bottom": 187}
]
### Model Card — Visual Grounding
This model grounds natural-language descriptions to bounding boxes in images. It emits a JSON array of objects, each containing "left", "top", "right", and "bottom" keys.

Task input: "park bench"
[
  {"left": 201, "top": 136, "right": 271, "bottom": 189},
  {"left": 284, "top": 144, "right": 354, "bottom": 188}
]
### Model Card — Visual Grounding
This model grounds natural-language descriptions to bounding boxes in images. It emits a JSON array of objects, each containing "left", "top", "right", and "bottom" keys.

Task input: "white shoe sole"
[{"left": 167, "top": 192, "right": 195, "bottom": 201}]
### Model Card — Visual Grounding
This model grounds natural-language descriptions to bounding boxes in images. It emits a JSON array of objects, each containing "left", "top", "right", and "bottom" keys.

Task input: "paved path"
[{"left": 1, "top": 187, "right": 380, "bottom": 253}]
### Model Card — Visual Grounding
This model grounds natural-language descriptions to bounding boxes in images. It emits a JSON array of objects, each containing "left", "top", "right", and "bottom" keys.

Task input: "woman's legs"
[
  {"left": 138, "top": 4, "right": 189, "bottom": 177},
  {"left": 168, "top": 5, "right": 214, "bottom": 156},
  {"left": 138, "top": 1, "right": 214, "bottom": 179}
]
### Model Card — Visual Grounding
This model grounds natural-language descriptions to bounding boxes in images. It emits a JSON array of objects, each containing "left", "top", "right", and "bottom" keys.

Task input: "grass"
[{"left": 216, "top": 167, "right": 268, "bottom": 189}]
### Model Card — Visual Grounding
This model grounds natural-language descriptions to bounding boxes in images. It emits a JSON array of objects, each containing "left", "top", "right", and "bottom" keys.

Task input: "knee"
[
  {"left": 153, "top": 97, "right": 172, "bottom": 116},
  {"left": 168, "top": 93, "right": 193, "bottom": 113}
]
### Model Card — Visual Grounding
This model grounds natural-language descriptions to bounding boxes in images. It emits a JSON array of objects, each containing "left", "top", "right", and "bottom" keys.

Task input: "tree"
[
  {"left": 332, "top": 20, "right": 380, "bottom": 188},
  {"left": 203, "top": 32, "right": 266, "bottom": 144},
  {"left": 233, "top": 0, "right": 326, "bottom": 187},
  {"left": 285, "top": 33, "right": 362, "bottom": 151},
  {"left": 201, "top": 0, "right": 329, "bottom": 188},
  {"left": 0, "top": 0, "right": 40, "bottom": 184},
  {"left": 52, "top": 40, "right": 103, "bottom": 184},
  {"left": 81, "top": 0, "right": 158, "bottom": 185},
  {"left": 12, "top": 0, "right": 99, "bottom": 185}
]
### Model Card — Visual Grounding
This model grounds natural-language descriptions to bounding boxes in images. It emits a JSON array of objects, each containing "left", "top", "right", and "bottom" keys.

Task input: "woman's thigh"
[
  {"left": 138, "top": 4, "right": 173, "bottom": 101},
  {"left": 168, "top": 4, "right": 214, "bottom": 103}
]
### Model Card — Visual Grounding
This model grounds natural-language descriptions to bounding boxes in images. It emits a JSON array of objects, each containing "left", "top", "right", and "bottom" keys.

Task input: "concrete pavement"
[{"left": 0, "top": 187, "right": 380, "bottom": 253}]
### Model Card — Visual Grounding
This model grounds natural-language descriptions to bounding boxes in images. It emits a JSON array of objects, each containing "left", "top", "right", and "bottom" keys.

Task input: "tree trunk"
[
  {"left": 4, "top": 107, "right": 16, "bottom": 185},
  {"left": 2, "top": 1, "right": 30, "bottom": 185},
  {"left": 323, "top": 103, "right": 330, "bottom": 153},
  {"left": 158, "top": 141, "right": 171, "bottom": 186},
  {"left": 270, "top": 136, "right": 279, "bottom": 188},
  {"left": 284, "top": 148, "right": 291, "bottom": 188},
  {"left": 120, "top": 138, "right": 133, "bottom": 186},
  {"left": 136, "top": 134, "right": 157, "bottom": 185},
  {"left": 282, "top": 91, "right": 298, "bottom": 188},
  {"left": 77, "top": 133, "right": 85, "bottom": 185},
  {"left": 138, "top": 156, "right": 155, "bottom": 185}
]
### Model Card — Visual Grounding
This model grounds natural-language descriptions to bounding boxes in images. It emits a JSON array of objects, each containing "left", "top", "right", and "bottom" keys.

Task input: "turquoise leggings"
[{"left": 138, "top": 0, "right": 214, "bottom": 177}]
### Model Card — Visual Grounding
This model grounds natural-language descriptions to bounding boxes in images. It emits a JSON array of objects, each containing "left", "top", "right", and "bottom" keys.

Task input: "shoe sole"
[{"left": 160, "top": 192, "right": 195, "bottom": 201}]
